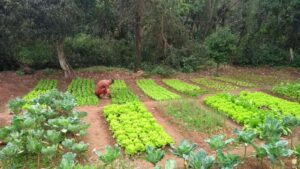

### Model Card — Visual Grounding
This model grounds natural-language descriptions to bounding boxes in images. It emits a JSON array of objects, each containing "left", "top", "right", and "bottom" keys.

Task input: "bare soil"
[{"left": 0, "top": 66, "right": 299, "bottom": 168}]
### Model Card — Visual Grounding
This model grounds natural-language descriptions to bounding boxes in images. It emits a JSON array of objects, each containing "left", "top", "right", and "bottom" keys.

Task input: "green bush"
[
  {"left": 17, "top": 42, "right": 55, "bottom": 68},
  {"left": 204, "top": 27, "right": 238, "bottom": 74},
  {"left": 65, "top": 34, "right": 135, "bottom": 68}
]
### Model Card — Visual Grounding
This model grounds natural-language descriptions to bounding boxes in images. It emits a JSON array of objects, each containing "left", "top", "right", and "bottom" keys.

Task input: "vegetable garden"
[{"left": 1, "top": 72, "right": 300, "bottom": 169}]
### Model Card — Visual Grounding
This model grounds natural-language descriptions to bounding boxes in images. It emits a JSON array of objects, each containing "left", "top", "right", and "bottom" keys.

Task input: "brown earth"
[{"left": 0, "top": 66, "right": 300, "bottom": 168}]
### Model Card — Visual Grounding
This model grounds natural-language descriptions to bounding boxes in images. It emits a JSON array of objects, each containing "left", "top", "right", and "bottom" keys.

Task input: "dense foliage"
[
  {"left": 192, "top": 78, "right": 238, "bottom": 91},
  {"left": 1, "top": 0, "right": 299, "bottom": 71},
  {"left": 136, "top": 79, "right": 181, "bottom": 101},
  {"left": 0, "top": 90, "right": 89, "bottom": 168},
  {"left": 103, "top": 102, "right": 173, "bottom": 155},
  {"left": 110, "top": 80, "right": 139, "bottom": 104},
  {"left": 162, "top": 79, "right": 207, "bottom": 96},
  {"left": 272, "top": 82, "right": 300, "bottom": 102},
  {"left": 67, "top": 78, "right": 99, "bottom": 106},
  {"left": 23, "top": 79, "right": 57, "bottom": 102}
]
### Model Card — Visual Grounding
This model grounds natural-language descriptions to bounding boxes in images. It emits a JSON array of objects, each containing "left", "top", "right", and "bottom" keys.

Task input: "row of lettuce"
[
  {"left": 204, "top": 91, "right": 300, "bottom": 134},
  {"left": 106, "top": 80, "right": 174, "bottom": 155}
]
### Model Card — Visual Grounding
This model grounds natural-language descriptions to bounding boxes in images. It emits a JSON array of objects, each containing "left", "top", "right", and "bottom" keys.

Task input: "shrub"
[{"left": 204, "top": 27, "right": 238, "bottom": 75}]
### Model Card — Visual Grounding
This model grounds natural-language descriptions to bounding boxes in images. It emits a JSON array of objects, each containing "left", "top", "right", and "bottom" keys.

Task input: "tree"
[
  {"left": 23, "top": 0, "right": 91, "bottom": 77},
  {"left": 134, "top": 0, "right": 144, "bottom": 72},
  {"left": 204, "top": 27, "right": 238, "bottom": 76}
]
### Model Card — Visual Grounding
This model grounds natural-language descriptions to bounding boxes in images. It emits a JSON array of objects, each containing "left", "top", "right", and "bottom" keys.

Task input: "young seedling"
[
  {"left": 188, "top": 149, "right": 215, "bottom": 169},
  {"left": 145, "top": 146, "right": 165, "bottom": 167},
  {"left": 171, "top": 139, "right": 197, "bottom": 160},
  {"left": 94, "top": 144, "right": 121, "bottom": 166},
  {"left": 294, "top": 144, "right": 300, "bottom": 168},
  {"left": 233, "top": 129, "right": 256, "bottom": 158}
]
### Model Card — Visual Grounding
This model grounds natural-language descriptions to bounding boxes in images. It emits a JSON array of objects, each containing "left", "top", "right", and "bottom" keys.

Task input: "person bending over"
[{"left": 95, "top": 79, "right": 114, "bottom": 99}]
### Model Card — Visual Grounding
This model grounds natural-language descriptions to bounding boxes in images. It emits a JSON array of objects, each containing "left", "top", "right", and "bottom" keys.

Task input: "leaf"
[
  {"left": 62, "top": 138, "right": 76, "bottom": 150},
  {"left": 94, "top": 144, "right": 121, "bottom": 165},
  {"left": 45, "top": 130, "right": 62, "bottom": 144},
  {"left": 216, "top": 150, "right": 240, "bottom": 169},
  {"left": 59, "top": 152, "right": 77, "bottom": 169},
  {"left": 188, "top": 149, "right": 215, "bottom": 169},
  {"left": 165, "top": 159, "right": 176, "bottom": 169},
  {"left": 262, "top": 140, "right": 293, "bottom": 164},
  {"left": 41, "top": 144, "right": 58, "bottom": 157},
  {"left": 144, "top": 146, "right": 165, "bottom": 166},
  {"left": 171, "top": 139, "right": 197, "bottom": 160},
  {"left": 233, "top": 129, "right": 256, "bottom": 144},
  {"left": 71, "top": 141, "right": 88, "bottom": 153},
  {"left": 205, "top": 135, "right": 234, "bottom": 151}
]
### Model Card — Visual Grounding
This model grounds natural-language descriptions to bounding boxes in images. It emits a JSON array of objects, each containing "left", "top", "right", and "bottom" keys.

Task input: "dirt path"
[{"left": 77, "top": 99, "right": 115, "bottom": 161}]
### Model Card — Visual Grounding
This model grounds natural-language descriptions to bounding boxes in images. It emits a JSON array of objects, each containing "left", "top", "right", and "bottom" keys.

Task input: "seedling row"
[
  {"left": 110, "top": 80, "right": 139, "bottom": 104},
  {"left": 136, "top": 79, "right": 181, "bottom": 101},
  {"left": 192, "top": 77, "right": 238, "bottom": 91},
  {"left": 67, "top": 78, "right": 99, "bottom": 106},
  {"left": 213, "top": 77, "right": 256, "bottom": 88},
  {"left": 162, "top": 79, "right": 207, "bottom": 96}
]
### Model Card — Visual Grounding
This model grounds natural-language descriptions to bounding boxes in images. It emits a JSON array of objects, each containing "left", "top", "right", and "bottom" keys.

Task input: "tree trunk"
[
  {"left": 56, "top": 41, "right": 72, "bottom": 78},
  {"left": 134, "top": 0, "right": 144, "bottom": 72}
]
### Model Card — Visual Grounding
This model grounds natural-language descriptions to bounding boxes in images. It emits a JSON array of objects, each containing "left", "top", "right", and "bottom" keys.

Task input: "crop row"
[
  {"left": 204, "top": 93, "right": 262, "bottom": 129},
  {"left": 162, "top": 79, "right": 207, "bottom": 96},
  {"left": 192, "top": 78, "right": 238, "bottom": 91},
  {"left": 67, "top": 78, "right": 99, "bottom": 106},
  {"left": 103, "top": 102, "right": 173, "bottom": 155},
  {"left": 110, "top": 80, "right": 139, "bottom": 104},
  {"left": 136, "top": 79, "right": 181, "bottom": 101},
  {"left": 204, "top": 91, "right": 300, "bottom": 132},
  {"left": 272, "top": 82, "right": 300, "bottom": 102},
  {"left": 239, "top": 91, "right": 300, "bottom": 118},
  {"left": 213, "top": 77, "right": 256, "bottom": 87},
  {"left": 23, "top": 79, "right": 57, "bottom": 101}
]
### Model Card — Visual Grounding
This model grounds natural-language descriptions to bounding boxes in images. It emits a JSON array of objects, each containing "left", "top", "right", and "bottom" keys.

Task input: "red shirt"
[{"left": 95, "top": 80, "right": 110, "bottom": 96}]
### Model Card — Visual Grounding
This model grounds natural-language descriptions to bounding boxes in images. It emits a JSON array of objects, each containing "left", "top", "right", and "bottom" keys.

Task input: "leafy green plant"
[
  {"left": 216, "top": 151, "right": 240, "bottom": 169},
  {"left": 0, "top": 90, "right": 89, "bottom": 168},
  {"left": 144, "top": 146, "right": 165, "bottom": 166},
  {"left": 94, "top": 144, "right": 121, "bottom": 166},
  {"left": 205, "top": 135, "right": 234, "bottom": 151},
  {"left": 8, "top": 98, "right": 26, "bottom": 114},
  {"left": 103, "top": 102, "right": 173, "bottom": 155},
  {"left": 59, "top": 152, "right": 77, "bottom": 169},
  {"left": 162, "top": 79, "right": 207, "bottom": 96},
  {"left": 188, "top": 149, "right": 215, "bottom": 169},
  {"left": 136, "top": 79, "right": 181, "bottom": 101},
  {"left": 171, "top": 139, "right": 197, "bottom": 160},
  {"left": 67, "top": 77, "right": 99, "bottom": 106},
  {"left": 262, "top": 140, "right": 293, "bottom": 167},
  {"left": 234, "top": 129, "right": 256, "bottom": 158},
  {"left": 258, "top": 117, "right": 284, "bottom": 143}
]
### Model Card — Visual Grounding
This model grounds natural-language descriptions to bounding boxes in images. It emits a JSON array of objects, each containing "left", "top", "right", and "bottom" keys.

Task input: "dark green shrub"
[
  {"left": 17, "top": 42, "right": 55, "bottom": 68},
  {"left": 65, "top": 34, "right": 135, "bottom": 68}
]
